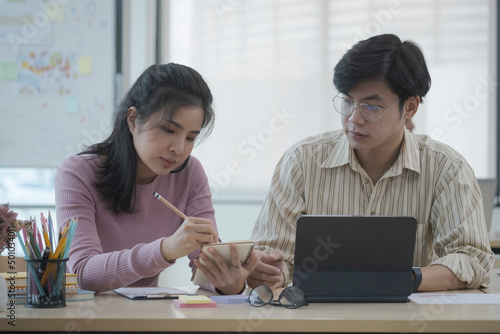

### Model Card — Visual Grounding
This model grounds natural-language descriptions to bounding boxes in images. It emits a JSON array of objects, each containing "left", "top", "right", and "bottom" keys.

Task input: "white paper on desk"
[
  {"left": 409, "top": 293, "right": 500, "bottom": 304},
  {"left": 113, "top": 287, "right": 188, "bottom": 299}
]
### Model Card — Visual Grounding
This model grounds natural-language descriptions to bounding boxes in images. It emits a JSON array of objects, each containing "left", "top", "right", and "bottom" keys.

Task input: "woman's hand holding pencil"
[{"left": 153, "top": 192, "right": 218, "bottom": 261}]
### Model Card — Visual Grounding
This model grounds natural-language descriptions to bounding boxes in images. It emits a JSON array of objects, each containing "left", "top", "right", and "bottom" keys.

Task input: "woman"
[{"left": 55, "top": 63, "right": 256, "bottom": 294}]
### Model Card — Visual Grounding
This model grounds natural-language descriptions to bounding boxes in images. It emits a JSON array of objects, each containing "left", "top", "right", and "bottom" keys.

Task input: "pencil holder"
[{"left": 25, "top": 258, "right": 68, "bottom": 308}]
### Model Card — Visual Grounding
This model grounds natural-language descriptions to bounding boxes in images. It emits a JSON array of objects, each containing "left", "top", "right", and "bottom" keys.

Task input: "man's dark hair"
[{"left": 333, "top": 34, "right": 431, "bottom": 110}]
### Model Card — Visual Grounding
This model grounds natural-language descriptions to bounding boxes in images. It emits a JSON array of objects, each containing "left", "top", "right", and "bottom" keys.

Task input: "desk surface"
[
  {"left": 2, "top": 271, "right": 500, "bottom": 333},
  {"left": 491, "top": 239, "right": 500, "bottom": 249}
]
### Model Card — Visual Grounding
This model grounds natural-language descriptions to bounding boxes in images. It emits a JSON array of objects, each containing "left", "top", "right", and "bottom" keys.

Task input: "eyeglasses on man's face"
[
  {"left": 247, "top": 284, "right": 308, "bottom": 309},
  {"left": 332, "top": 93, "right": 401, "bottom": 123}
]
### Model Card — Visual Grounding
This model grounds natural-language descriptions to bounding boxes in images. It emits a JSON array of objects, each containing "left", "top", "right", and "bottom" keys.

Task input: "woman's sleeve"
[{"left": 55, "top": 157, "right": 173, "bottom": 293}]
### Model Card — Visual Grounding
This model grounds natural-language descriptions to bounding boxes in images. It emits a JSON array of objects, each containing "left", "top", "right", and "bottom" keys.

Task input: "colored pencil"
[
  {"left": 15, "top": 232, "right": 29, "bottom": 258},
  {"left": 41, "top": 228, "right": 69, "bottom": 286},
  {"left": 48, "top": 211, "right": 54, "bottom": 250},
  {"left": 62, "top": 218, "right": 78, "bottom": 259}
]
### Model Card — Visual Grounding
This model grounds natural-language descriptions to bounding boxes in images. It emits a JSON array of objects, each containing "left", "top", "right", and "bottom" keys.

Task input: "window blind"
[{"left": 166, "top": 0, "right": 493, "bottom": 199}]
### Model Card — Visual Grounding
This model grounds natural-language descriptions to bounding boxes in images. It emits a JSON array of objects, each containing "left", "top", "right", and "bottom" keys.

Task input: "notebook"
[
  {"left": 191, "top": 240, "right": 254, "bottom": 285},
  {"left": 1, "top": 272, "right": 78, "bottom": 287},
  {"left": 293, "top": 215, "right": 417, "bottom": 303},
  {"left": 10, "top": 287, "right": 95, "bottom": 305},
  {"left": 477, "top": 178, "right": 496, "bottom": 232}
]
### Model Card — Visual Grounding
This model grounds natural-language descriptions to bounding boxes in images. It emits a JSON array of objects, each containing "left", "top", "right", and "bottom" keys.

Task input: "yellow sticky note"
[
  {"left": 79, "top": 57, "right": 92, "bottom": 74},
  {"left": 178, "top": 295, "right": 212, "bottom": 304},
  {"left": 48, "top": 4, "right": 64, "bottom": 22},
  {"left": 1, "top": 62, "right": 18, "bottom": 80}
]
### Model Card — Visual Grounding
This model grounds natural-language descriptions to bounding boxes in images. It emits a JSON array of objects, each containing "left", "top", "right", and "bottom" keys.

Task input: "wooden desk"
[
  {"left": 2, "top": 272, "right": 499, "bottom": 333},
  {"left": 489, "top": 231, "right": 500, "bottom": 253},
  {"left": 490, "top": 239, "right": 500, "bottom": 252}
]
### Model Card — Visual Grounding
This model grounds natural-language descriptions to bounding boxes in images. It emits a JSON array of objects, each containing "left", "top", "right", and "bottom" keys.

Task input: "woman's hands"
[
  {"left": 160, "top": 217, "right": 218, "bottom": 262},
  {"left": 160, "top": 217, "right": 258, "bottom": 295},
  {"left": 194, "top": 242, "right": 258, "bottom": 295}
]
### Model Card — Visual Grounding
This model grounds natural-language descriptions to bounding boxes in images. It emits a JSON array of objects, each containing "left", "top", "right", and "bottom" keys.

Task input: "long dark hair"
[
  {"left": 82, "top": 63, "right": 215, "bottom": 214},
  {"left": 333, "top": 34, "right": 431, "bottom": 111}
]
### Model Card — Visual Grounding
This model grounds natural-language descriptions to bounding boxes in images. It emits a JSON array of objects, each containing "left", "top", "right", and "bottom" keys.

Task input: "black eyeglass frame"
[{"left": 247, "top": 284, "right": 308, "bottom": 309}]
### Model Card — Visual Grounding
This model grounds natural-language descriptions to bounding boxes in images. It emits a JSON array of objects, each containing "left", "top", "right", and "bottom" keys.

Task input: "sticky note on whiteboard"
[
  {"left": 49, "top": 4, "right": 65, "bottom": 22},
  {"left": 1, "top": 62, "right": 18, "bottom": 80},
  {"left": 66, "top": 96, "right": 79, "bottom": 114},
  {"left": 79, "top": 57, "right": 92, "bottom": 74}
]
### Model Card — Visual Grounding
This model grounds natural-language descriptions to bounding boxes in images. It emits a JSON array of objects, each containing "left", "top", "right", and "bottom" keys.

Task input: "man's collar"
[
  {"left": 321, "top": 129, "right": 421, "bottom": 175},
  {"left": 321, "top": 133, "right": 350, "bottom": 168},
  {"left": 399, "top": 128, "right": 421, "bottom": 174}
]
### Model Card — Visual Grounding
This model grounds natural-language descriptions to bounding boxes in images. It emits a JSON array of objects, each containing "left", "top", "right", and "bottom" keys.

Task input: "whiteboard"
[{"left": 0, "top": 0, "right": 115, "bottom": 168}]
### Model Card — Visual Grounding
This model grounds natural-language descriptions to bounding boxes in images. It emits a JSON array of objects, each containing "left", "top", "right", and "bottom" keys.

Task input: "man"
[{"left": 249, "top": 34, "right": 494, "bottom": 292}]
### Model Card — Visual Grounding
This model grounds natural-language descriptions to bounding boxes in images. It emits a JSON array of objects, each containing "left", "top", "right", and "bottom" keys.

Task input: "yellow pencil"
[
  {"left": 53, "top": 228, "right": 69, "bottom": 259},
  {"left": 42, "top": 225, "right": 52, "bottom": 255},
  {"left": 40, "top": 228, "right": 69, "bottom": 286}
]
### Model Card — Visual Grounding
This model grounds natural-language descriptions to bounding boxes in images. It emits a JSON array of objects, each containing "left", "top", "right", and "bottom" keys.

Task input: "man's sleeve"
[
  {"left": 429, "top": 159, "right": 495, "bottom": 288},
  {"left": 251, "top": 148, "right": 306, "bottom": 286}
]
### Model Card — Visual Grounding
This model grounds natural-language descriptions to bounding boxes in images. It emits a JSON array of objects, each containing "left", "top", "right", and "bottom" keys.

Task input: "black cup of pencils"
[
  {"left": 15, "top": 213, "right": 78, "bottom": 308},
  {"left": 25, "top": 257, "right": 69, "bottom": 308}
]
